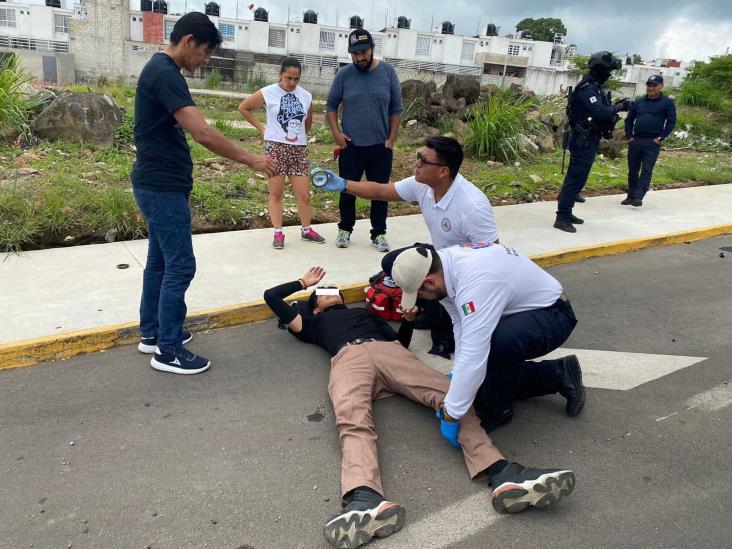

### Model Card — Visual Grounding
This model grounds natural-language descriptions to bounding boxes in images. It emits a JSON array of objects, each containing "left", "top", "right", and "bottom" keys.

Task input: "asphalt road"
[{"left": 1, "top": 237, "right": 731, "bottom": 549}]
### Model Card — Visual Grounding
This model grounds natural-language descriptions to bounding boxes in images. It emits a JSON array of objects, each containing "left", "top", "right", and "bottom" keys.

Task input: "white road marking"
[
  {"left": 684, "top": 383, "right": 732, "bottom": 411},
  {"left": 408, "top": 333, "right": 708, "bottom": 391},
  {"left": 382, "top": 492, "right": 501, "bottom": 549}
]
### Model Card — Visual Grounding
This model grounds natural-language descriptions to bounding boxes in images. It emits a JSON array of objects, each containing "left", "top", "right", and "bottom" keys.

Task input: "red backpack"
[{"left": 364, "top": 271, "right": 403, "bottom": 321}]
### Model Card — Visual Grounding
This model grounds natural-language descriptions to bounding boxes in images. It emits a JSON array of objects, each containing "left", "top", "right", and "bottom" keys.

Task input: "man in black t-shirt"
[
  {"left": 264, "top": 266, "right": 576, "bottom": 549},
  {"left": 132, "top": 12, "right": 275, "bottom": 375}
]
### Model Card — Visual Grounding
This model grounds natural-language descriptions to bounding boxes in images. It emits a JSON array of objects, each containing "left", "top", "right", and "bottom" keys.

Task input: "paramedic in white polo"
[
  {"left": 310, "top": 136, "right": 497, "bottom": 247},
  {"left": 310, "top": 136, "right": 497, "bottom": 357},
  {"left": 382, "top": 243, "right": 586, "bottom": 433}
]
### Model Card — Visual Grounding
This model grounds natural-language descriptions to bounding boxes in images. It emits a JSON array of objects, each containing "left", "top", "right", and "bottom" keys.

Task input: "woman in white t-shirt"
[{"left": 238, "top": 57, "right": 323, "bottom": 249}]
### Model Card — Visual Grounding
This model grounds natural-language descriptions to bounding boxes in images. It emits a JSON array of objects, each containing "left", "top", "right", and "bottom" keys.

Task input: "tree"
[
  {"left": 688, "top": 54, "right": 732, "bottom": 95},
  {"left": 632, "top": 53, "right": 642, "bottom": 65},
  {"left": 570, "top": 54, "right": 622, "bottom": 91},
  {"left": 515, "top": 18, "right": 567, "bottom": 42}
]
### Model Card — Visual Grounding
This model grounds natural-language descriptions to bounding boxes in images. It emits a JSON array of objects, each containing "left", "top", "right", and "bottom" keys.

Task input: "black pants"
[
  {"left": 556, "top": 134, "right": 599, "bottom": 220},
  {"left": 338, "top": 143, "right": 393, "bottom": 239},
  {"left": 473, "top": 298, "right": 578, "bottom": 429},
  {"left": 627, "top": 138, "right": 661, "bottom": 200}
]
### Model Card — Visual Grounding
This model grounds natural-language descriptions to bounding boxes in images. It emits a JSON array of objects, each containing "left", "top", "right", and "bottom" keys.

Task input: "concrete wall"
[
  {"left": 70, "top": 0, "right": 130, "bottom": 81},
  {"left": 11, "top": 48, "right": 75, "bottom": 83}
]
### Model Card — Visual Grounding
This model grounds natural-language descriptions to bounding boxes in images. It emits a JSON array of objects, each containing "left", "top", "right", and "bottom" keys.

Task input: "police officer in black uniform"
[{"left": 555, "top": 51, "right": 632, "bottom": 233}]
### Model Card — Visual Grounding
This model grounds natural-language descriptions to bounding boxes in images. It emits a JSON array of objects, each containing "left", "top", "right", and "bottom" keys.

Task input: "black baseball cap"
[
  {"left": 646, "top": 74, "right": 664, "bottom": 85},
  {"left": 348, "top": 29, "right": 373, "bottom": 53}
]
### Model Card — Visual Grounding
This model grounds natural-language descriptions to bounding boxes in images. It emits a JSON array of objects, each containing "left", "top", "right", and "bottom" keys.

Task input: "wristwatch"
[{"left": 438, "top": 403, "right": 458, "bottom": 423}]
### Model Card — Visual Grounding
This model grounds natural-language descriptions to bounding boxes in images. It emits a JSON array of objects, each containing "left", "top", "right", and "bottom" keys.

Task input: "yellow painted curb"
[{"left": 2, "top": 223, "right": 731, "bottom": 371}]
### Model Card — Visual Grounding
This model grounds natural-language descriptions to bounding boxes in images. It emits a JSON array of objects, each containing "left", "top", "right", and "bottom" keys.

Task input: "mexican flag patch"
[{"left": 461, "top": 301, "right": 476, "bottom": 315}]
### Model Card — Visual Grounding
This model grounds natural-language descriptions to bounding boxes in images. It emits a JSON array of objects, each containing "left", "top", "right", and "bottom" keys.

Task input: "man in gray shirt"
[{"left": 326, "top": 29, "right": 402, "bottom": 252}]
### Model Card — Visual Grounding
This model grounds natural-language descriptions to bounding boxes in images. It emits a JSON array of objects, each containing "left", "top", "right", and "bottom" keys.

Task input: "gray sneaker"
[
  {"left": 301, "top": 227, "right": 325, "bottom": 244},
  {"left": 335, "top": 229, "right": 351, "bottom": 248},
  {"left": 371, "top": 234, "right": 390, "bottom": 252}
]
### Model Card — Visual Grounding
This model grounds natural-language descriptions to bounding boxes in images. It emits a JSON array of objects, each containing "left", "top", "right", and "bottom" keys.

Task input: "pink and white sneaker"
[
  {"left": 273, "top": 231, "right": 285, "bottom": 249},
  {"left": 301, "top": 227, "right": 326, "bottom": 244}
]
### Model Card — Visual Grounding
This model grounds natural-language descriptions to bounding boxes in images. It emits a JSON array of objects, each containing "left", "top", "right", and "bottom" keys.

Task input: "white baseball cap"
[{"left": 390, "top": 247, "right": 433, "bottom": 309}]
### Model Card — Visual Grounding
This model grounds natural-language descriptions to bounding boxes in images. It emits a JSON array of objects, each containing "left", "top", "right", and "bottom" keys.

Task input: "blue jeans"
[
  {"left": 556, "top": 134, "right": 599, "bottom": 219},
  {"left": 627, "top": 138, "right": 661, "bottom": 200},
  {"left": 473, "top": 298, "right": 578, "bottom": 429},
  {"left": 133, "top": 187, "right": 196, "bottom": 355}
]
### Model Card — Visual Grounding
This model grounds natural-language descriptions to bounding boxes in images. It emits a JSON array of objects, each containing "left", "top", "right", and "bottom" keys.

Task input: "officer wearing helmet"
[{"left": 554, "top": 51, "right": 633, "bottom": 233}]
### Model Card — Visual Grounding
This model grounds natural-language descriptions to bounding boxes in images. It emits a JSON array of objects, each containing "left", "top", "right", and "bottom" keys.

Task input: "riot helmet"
[{"left": 587, "top": 51, "right": 622, "bottom": 83}]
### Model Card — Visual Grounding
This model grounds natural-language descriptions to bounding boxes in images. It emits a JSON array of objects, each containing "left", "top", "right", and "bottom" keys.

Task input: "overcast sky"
[{"left": 96, "top": 1, "right": 713, "bottom": 61}]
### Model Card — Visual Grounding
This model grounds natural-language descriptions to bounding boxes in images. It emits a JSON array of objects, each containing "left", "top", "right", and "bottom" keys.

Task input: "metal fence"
[
  {"left": 384, "top": 57, "right": 482, "bottom": 76},
  {"left": 0, "top": 34, "right": 69, "bottom": 53}
]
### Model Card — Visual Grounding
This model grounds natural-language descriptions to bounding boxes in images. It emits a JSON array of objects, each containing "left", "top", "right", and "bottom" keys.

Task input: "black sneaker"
[
  {"left": 490, "top": 462, "right": 575, "bottom": 514},
  {"left": 574, "top": 194, "right": 586, "bottom": 203},
  {"left": 323, "top": 487, "right": 405, "bottom": 548},
  {"left": 138, "top": 331, "right": 193, "bottom": 354},
  {"left": 558, "top": 355, "right": 586, "bottom": 417},
  {"left": 620, "top": 196, "right": 633, "bottom": 205},
  {"left": 621, "top": 197, "right": 642, "bottom": 206},
  {"left": 553, "top": 217, "right": 576, "bottom": 233},
  {"left": 569, "top": 214, "right": 584, "bottom": 225},
  {"left": 150, "top": 348, "right": 210, "bottom": 375}
]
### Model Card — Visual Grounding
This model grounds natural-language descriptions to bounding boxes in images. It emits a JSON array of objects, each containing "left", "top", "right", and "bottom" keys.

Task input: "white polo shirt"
[
  {"left": 393, "top": 174, "right": 498, "bottom": 249},
  {"left": 437, "top": 243, "right": 563, "bottom": 419}
]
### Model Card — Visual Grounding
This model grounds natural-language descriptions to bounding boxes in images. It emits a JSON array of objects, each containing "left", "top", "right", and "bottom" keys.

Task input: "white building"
[{"left": 0, "top": 0, "right": 74, "bottom": 81}]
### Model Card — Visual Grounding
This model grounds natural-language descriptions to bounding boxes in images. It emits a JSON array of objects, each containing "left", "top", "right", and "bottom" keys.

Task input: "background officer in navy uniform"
[
  {"left": 554, "top": 51, "right": 632, "bottom": 233},
  {"left": 622, "top": 74, "right": 676, "bottom": 207}
]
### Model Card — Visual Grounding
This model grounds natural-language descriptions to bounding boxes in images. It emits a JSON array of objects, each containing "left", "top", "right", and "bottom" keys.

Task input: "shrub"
[
  {"left": 400, "top": 96, "right": 431, "bottom": 127},
  {"left": 0, "top": 54, "right": 40, "bottom": 141},
  {"left": 245, "top": 71, "right": 269, "bottom": 93},
  {"left": 678, "top": 78, "right": 725, "bottom": 111},
  {"left": 114, "top": 108, "right": 135, "bottom": 143},
  {"left": 463, "top": 90, "right": 545, "bottom": 163},
  {"left": 206, "top": 70, "right": 222, "bottom": 89}
]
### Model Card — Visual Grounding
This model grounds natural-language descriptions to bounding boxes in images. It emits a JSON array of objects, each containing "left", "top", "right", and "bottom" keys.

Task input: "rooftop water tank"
[
  {"left": 151, "top": 0, "right": 167, "bottom": 14},
  {"left": 303, "top": 10, "right": 317, "bottom": 24},
  {"left": 204, "top": 2, "right": 220, "bottom": 16},
  {"left": 485, "top": 23, "right": 498, "bottom": 36},
  {"left": 349, "top": 15, "right": 363, "bottom": 29},
  {"left": 397, "top": 16, "right": 410, "bottom": 29},
  {"left": 441, "top": 21, "right": 454, "bottom": 35},
  {"left": 254, "top": 7, "right": 268, "bottom": 21}
]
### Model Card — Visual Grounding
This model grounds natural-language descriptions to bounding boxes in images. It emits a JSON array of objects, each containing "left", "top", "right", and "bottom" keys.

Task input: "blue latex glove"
[
  {"left": 310, "top": 167, "right": 346, "bottom": 192},
  {"left": 447, "top": 372, "right": 453, "bottom": 380},
  {"left": 436, "top": 410, "right": 460, "bottom": 448}
]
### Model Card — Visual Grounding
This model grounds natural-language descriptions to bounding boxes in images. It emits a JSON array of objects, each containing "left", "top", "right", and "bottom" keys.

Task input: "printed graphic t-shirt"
[{"left": 261, "top": 83, "right": 312, "bottom": 145}]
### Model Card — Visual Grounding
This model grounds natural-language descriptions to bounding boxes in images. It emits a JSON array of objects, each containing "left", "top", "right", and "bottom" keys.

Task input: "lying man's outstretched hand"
[{"left": 310, "top": 168, "right": 347, "bottom": 192}]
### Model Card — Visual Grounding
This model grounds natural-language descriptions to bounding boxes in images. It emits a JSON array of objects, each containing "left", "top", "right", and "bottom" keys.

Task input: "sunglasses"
[{"left": 416, "top": 151, "right": 448, "bottom": 168}]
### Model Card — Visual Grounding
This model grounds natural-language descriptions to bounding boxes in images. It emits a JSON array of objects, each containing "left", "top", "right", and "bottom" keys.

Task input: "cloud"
[{"left": 134, "top": 0, "right": 732, "bottom": 61}]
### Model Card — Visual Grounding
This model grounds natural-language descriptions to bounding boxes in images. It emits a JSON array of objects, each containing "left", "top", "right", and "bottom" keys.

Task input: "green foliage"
[
  {"left": 312, "top": 123, "right": 335, "bottom": 144},
  {"left": 678, "top": 77, "right": 725, "bottom": 111},
  {"left": 0, "top": 54, "right": 42, "bottom": 141},
  {"left": 687, "top": 55, "right": 732, "bottom": 94},
  {"left": 399, "top": 96, "right": 431, "bottom": 127},
  {"left": 245, "top": 71, "right": 269, "bottom": 93},
  {"left": 114, "top": 109, "right": 135, "bottom": 143},
  {"left": 463, "top": 90, "right": 545, "bottom": 163},
  {"left": 205, "top": 70, "right": 222, "bottom": 89},
  {"left": 515, "top": 17, "right": 567, "bottom": 42},
  {"left": 631, "top": 54, "right": 642, "bottom": 65}
]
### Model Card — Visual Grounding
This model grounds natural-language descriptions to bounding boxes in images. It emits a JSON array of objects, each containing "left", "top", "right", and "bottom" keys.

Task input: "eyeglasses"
[{"left": 416, "top": 151, "right": 448, "bottom": 168}]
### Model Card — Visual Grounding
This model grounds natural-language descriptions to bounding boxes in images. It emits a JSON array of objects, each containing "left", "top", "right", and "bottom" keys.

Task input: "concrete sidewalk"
[{"left": 1, "top": 184, "right": 731, "bottom": 367}]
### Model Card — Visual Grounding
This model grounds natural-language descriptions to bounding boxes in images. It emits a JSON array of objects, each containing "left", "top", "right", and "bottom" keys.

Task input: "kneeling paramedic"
[{"left": 383, "top": 243, "right": 586, "bottom": 433}]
